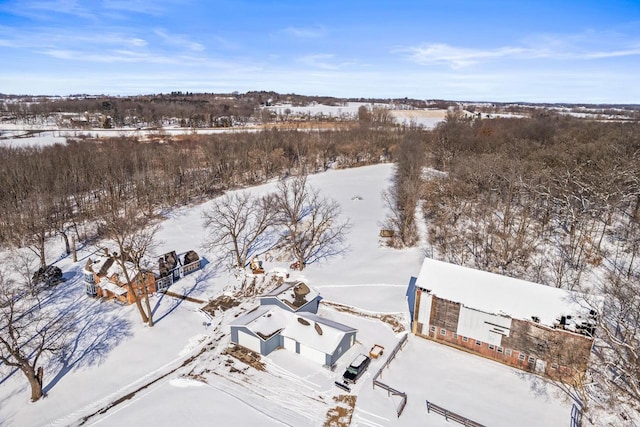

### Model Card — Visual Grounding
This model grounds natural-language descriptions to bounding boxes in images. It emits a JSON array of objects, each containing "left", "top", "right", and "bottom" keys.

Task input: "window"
[
  {"left": 505, "top": 349, "right": 512, "bottom": 356},
  {"left": 440, "top": 328, "right": 446, "bottom": 336},
  {"left": 518, "top": 354, "right": 526, "bottom": 361},
  {"left": 476, "top": 340, "right": 482, "bottom": 346},
  {"left": 430, "top": 326, "right": 436, "bottom": 332},
  {"left": 488, "top": 344, "right": 495, "bottom": 350},
  {"left": 528, "top": 356, "right": 535, "bottom": 363},
  {"left": 453, "top": 333, "right": 458, "bottom": 339},
  {"left": 497, "top": 347, "right": 503, "bottom": 353},
  {"left": 551, "top": 363, "right": 558, "bottom": 370},
  {"left": 462, "top": 336, "right": 468, "bottom": 342}
]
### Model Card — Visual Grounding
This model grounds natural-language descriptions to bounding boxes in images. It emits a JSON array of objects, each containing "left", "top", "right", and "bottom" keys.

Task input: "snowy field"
[
  {"left": 0, "top": 163, "right": 576, "bottom": 427},
  {"left": 0, "top": 127, "right": 264, "bottom": 148},
  {"left": 389, "top": 109, "right": 448, "bottom": 129}
]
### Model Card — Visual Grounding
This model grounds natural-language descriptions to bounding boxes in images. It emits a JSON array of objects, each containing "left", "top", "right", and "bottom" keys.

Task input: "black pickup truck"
[{"left": 342, "top": 354, "right": 371, "bottom": 384}]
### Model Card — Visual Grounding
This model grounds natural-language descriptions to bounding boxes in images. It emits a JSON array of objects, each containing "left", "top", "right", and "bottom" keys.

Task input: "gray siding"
[
  {"left": 230, "top": 326, "right": 278, "bottom": 356},
  {"left": 261, "top": 333, "right": 281, "bottom": 355},
  {"left": 327, "top": 331, "right": 357, "bottom": 366}
]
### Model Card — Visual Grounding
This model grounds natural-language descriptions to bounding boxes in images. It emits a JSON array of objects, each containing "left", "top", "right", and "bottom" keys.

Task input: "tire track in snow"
[{"left": 43, "top": 325, "right": 222, "bottom": 427}]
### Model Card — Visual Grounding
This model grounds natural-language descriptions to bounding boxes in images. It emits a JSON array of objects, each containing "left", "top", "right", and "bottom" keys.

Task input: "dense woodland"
[{"left": 421, "top": 112, "right": 640, "bottom": 292}]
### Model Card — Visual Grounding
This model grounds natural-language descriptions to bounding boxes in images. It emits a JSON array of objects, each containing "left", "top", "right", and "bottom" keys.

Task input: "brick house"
[
  {"left": 83, "top": 252, "right": 156, "bottom": 304},
  {"left": 407, "top": 258, "right": 596, "bottom": 385}
]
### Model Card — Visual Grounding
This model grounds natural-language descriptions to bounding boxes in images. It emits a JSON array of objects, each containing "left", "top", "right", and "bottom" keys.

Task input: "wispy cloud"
[
  {"left": 36, "top": 47, "right": 242, "bottom": 70},
  {"left": 101, "top": 0, "right": 175, "bottom": 16},
  {"left": 403, "top": 32, "right": 640, "bottom": 68},
  {"left": 154, "top": 29, "right": 205, "bottom": 52},
  {"left": 282, "top": 26, "right": 326, "bottom": 39},
  {"left": 0, "top": 26, "right": 148, "bottom": 50},
  {"left": 297, "top": 53, "right": 355, "bottom": 70},
  {"left": 0, "top": 0, "right": 96, "bottom": 20},
  {"left": 405, "top": 44, "right": 531, "bottom": 68}
]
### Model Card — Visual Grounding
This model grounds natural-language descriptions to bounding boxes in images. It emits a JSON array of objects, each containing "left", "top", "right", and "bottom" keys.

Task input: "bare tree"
[
  {"left": 0, "top": 267, "right": 73, "bottom": 401},
  {"left": 274, "top": 175, "right": 350, "bottom": 270},
  {"left": 99, "top": 206, "right": 157, "bottom": 326},
  {"left": 202, "top": 192, "right": 277, "bottom": 268},
  {"left": 584, "top": 267, "right": 640, "bottom": 415}
]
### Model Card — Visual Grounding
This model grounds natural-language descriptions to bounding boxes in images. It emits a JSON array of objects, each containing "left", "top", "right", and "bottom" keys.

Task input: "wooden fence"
[
  {"left": 425, "top": 400, "right": 485, "bottom": 427},
  {"left": 372, "top": 332, "right": 409, "bottom": 417}
]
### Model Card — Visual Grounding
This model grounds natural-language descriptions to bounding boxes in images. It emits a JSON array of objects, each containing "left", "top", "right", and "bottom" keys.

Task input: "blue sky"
[{"left": 1, "top": 0, "right": 639, "bottom": 103}]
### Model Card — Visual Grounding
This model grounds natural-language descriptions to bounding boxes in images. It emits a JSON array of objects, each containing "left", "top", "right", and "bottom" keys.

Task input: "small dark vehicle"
[
  {"left": 32, "top": 265, "right": 64, "bottom": 288},
  {"left": 342, "top": 354, "right": 371, "bottom": 384}
]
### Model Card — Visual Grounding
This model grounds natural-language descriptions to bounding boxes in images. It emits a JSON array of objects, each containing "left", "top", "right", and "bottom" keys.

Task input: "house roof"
[
  {"left": 262, "top": 281, "right": 320, "bottom": 311},
  {"left": 99, "top": 279, "right": 128, "bottom": 296},
  {"left": 84, "top": 255, "right": 140, "bottom": 284},
  {"left": 414, "top": 258, "right": 589, "bottom": 328},
  {"left": 230, "top": 306, "right": 356, "bottom": 355},
  {"left": 230, "top": 306, "right": 287, "bottom": 340}
]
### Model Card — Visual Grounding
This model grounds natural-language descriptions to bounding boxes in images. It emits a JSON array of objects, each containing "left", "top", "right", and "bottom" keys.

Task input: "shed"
[{"left": 408, "top": 258, "right": 596, "bottom": 383}]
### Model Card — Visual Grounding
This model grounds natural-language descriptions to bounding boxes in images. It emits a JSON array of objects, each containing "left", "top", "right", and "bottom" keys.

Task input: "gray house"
[
  {"left": 259, "top": 281, "right": 322, "bottom": 313},
  {"left": 229, "top": 305, "right": 357, "bottom": 367}
]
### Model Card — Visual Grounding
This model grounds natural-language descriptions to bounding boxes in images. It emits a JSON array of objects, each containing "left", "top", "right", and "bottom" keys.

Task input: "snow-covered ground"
[
  {"left": 389, "top": 109, "right": 447, "bottom": 129},
  {"left": 266, "top": 102, "right": 380, "bottom": 119},
  {"left": 0, "top": 163, "right": 579, "bottom": 427},
  {"left": 0, "top": 127, "right": 264, "bottom": 148}
]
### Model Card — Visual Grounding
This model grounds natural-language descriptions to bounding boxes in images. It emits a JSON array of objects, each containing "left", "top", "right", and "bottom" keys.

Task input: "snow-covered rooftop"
[
  {"left": 262, "top": 281, "right": 320, "bottom": 311},
  {"left": 84, "top": 255, "right": 140, "bottom": 284},
  {"left": 231, "top": 306, "right": 356, "bottom": 355},
  {"left": 99, "top": 279, "right": 128, "bottom": 296},
  {"left": 415, "top": 258, "right": 587, "bottom": 327}
]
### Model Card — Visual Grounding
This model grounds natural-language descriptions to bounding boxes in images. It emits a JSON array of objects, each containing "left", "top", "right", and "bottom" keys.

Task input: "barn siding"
[
  {"left": 412, "top": 294, "right": 593, "bottom": 385},
  {"left": 429, "top": 296, "right": 460, "bottom": 332}
]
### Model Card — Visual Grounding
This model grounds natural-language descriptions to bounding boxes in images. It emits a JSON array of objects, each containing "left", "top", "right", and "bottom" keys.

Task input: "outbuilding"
[
  {"left": 230, "top": 305, "right": 357, "bottom": 367},
  {"left": 407, "top": 258, "right": 596, "bottom": 384}
]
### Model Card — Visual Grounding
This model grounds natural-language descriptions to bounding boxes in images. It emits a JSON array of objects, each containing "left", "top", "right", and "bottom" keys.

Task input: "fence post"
[{"left": 426, "top": 400, "right": 430, "bottom": 413}]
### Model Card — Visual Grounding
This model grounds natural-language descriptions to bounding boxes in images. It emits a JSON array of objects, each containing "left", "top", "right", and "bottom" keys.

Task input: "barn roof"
[{"left": 414, "top": 258, "right": 590, "bottom": 328}]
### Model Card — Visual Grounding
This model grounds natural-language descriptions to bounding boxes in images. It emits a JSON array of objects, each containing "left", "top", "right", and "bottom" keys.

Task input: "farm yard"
[{"left": 0, "top": 163, "right": 586, "bottom": 427}]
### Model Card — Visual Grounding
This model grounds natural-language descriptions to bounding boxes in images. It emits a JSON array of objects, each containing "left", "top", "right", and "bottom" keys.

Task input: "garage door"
[
  {"left": 237, "top": 330, "right": 261, "bottom": 353},
  {"left": 299, "top": 344, "right": 326, "bottom": 364},
  {"left": 283, "top": 336, "right": 296, "bottom": 352}
]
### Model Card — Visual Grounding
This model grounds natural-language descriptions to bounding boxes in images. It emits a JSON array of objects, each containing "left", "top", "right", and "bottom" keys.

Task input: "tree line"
[{"left": 0, "top": 126, "right": 402, "bottom": 271}]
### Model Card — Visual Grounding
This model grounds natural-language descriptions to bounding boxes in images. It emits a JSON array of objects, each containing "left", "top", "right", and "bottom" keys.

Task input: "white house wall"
[
  {"left": 237, "top": 330, "right": 261, "bottom": 353},
  {"left": 298, "top": 343, "right": 326, "bottom": 364},
  {"left": 283, "top": 336, "right": 296, "bottom": 352},
  {"left": 456, "top": 306, "right": 512, "bottom": 346}
]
